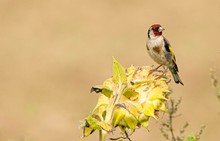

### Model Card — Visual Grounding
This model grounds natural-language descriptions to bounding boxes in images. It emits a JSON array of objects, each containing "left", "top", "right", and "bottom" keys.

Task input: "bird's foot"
[
  {"left": 148, "top": 64, "right": 164, "bottom": 76},
  {"left": 155, "top": 67, "right": 169, "bottom": 80}
]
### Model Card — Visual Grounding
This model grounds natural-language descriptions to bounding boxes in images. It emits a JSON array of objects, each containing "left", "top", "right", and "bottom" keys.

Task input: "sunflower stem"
[
  {"left": 99, "top": 84, "right": 126, "bottom": 141},
  {"left": 99, "top": 130, "right": 107, "bottom": 141}
]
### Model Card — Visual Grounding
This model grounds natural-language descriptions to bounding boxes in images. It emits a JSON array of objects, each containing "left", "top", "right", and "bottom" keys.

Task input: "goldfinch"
[{"left": 146, "top": 24, "right": 183, "bottom": 85}]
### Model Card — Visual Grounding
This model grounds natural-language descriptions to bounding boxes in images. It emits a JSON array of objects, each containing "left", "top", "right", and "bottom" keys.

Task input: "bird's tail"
[{"left": 169, "top": 67, "right": 184, "bottom": 85}]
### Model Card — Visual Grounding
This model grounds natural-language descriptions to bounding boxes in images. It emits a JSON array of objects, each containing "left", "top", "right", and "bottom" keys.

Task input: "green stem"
[
  {"left": 169, "top": 113, "right": 176, "bottom": 141},
  {"left": 99, "top": 84, "right": 126, "bottom": 141},
  {"left": 106, "top": 84, "right": 126, "bottom": 121},
  {"left": 169, "top": 99, "right": 176, "bottom": 141},
  {"left": 99, "top": 130, "right": 107, "bottom": 141}
]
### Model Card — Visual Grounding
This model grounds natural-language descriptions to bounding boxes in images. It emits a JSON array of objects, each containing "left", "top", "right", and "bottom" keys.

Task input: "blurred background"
[{"left": 0, "top": 0, "right": 220, "bottom": 140}]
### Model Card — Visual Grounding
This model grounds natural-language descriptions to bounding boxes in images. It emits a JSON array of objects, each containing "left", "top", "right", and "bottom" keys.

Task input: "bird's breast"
[{"left": 146, "top": 38, "right": 167, "bottom": 65}]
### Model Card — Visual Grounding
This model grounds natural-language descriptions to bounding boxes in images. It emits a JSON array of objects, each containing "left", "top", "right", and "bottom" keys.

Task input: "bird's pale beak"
[{"left": 158, "top": 27, "right": 165, "bottom": 32}]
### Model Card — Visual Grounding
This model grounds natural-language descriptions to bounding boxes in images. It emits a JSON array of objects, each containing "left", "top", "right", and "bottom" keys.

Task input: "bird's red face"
[{"left": 150, "top": 24, "right": 165, "bottom": 36}]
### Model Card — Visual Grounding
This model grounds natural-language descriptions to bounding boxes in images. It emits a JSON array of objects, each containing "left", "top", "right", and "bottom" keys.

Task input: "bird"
[{"left": 146, "top": 24, "right": 183, "bottom": 85}]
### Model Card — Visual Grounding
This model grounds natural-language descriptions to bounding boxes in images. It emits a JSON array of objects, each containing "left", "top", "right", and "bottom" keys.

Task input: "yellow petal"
[
  {"left": 138, "top": 113, "right": 149, "bottom": 129},
  {"left": 141, "top": 102, "right": 156, "bottom": 118}
]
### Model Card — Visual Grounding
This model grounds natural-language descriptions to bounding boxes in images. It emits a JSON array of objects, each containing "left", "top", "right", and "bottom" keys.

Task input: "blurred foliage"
[
  {"left": 210, "top": 66, "right": 220, "bottom": 101},
  {"left": 160, "top": 98, "right": 205, "bottom": 141},
  {"left": 81, "top": 58, "right": 171, "bottom": 141}
]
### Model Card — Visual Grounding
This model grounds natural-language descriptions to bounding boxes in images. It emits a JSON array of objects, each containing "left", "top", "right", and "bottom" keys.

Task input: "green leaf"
[
  {"left": 82, "top": 117, "right": 97, "bottom": 137},
  {"left": 183, "top": 134, "right": 198, "bottom": 141},
  {"left": 102, "top": 89, "right": 112, "bottom": 98},
  {"left": 112, "top": 57, "right": 127, "bottom": 85},
  {"left": 112, "top": 107, "right": 126, "bottom": 127},
  {"left": 138, "top": 113, "right": 149, "bottom": 128},
  {"left": 97, "top": 121, "right": 113, "bottom": 132},
  {"left": 86, "top": 115, "right": 102, "bottom": 130},
  {"left": 124, "top": 112, "right": 138, "bottom": 132},
  {"left": 82, "top": 126, "right": 95, "bottom": 137},
  {"left": 123, "top": 87, "right": 139, "bottom": 100}
]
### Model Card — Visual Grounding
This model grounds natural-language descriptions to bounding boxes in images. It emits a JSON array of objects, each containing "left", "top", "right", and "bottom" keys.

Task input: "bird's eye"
[{"left": 152, "top": 27, "right": 159, "bottom": 31}]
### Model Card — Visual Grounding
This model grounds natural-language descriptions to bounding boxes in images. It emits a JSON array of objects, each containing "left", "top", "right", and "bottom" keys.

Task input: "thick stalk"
[
  {"left": 99, "top": 130, "right": 107, "bottom": 141},
  {"left": 99, "top": 84, "right": 126, "bottom": 141}
]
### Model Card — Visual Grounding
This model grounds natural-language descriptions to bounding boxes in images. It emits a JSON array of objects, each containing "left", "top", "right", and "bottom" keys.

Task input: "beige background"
[{"left": 0, "top": 0, "right": 220, "bottom": 141}]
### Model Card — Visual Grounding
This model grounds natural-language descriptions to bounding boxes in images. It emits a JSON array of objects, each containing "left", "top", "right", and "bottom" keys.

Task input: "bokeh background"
[{"left": 0, "top": 0, "right": 220, "bottom": 140}]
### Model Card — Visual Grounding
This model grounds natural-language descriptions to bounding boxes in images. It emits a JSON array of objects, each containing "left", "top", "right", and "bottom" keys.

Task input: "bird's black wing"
[{"left": 163, "top": 37, "right": 179, "bottom": 72}]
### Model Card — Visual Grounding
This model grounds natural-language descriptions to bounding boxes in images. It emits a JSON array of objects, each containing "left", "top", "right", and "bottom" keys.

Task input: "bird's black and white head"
[{"left": 148, "top": 24, "right": 165, "bottom": 39}]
